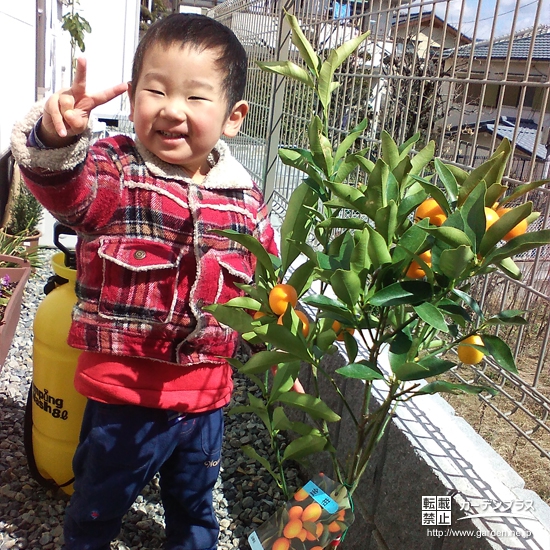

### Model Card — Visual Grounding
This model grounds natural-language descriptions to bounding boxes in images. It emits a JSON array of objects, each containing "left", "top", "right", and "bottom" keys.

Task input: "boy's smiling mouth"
[{"left": 159, "top": 131, "right": 186, "bottom": 139}]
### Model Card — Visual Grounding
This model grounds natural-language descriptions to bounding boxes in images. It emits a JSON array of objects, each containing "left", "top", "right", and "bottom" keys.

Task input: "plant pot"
[
  {"left": 0, "top": 253, "right": 31, "bottom": 370},
  {"left": 0, "top": 228, "right": 41, "bottom": 255}
]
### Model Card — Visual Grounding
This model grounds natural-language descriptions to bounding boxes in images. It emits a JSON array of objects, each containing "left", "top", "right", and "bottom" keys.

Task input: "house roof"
[
  {"left": 456, "top": 27, "right": 550, "bottom": 60},
  {"left": 451, "top": 117, "right": 548, "bottom": 160},
  {"left": 392, "top": 11, "right": 471, "bottom": 45}
]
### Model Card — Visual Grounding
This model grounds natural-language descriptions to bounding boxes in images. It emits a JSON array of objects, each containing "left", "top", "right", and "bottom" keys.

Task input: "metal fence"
[{"left": 208, "top": 0, "right": 550, "bottom": 468}]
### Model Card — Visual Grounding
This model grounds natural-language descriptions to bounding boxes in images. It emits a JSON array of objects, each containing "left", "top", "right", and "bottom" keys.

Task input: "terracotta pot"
[
  {"left": 0, "top": 228, "right": 41, "bottom": 254},
  {"left": 0, "top": 253, "right": 31, "bottom": 370}
]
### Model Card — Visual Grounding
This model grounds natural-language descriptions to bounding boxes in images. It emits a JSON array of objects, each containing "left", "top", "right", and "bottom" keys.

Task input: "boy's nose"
[{"left": 162, "top": 101, "right": 186, "bottom": 121}]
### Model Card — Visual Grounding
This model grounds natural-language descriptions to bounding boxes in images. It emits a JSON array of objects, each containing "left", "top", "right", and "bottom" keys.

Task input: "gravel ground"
[{"left": 0, "top": 249, "right": 303, "bottom": 550}]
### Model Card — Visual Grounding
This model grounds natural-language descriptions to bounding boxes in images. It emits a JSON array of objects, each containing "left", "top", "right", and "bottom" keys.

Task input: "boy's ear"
[
  {"left": 127, "top": 82, "right": 134, "bottom": 122},
  {"left": 223, "top": 101, "right": 248, "bottom": 138}
]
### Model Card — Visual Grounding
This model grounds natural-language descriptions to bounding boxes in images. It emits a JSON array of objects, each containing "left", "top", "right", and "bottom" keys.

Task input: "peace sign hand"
[{"left": 39, "top": 58, "right": 128, "bottom": 147}]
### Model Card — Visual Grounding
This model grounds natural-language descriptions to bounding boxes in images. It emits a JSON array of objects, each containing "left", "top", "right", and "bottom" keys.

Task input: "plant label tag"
[{"left": 248, "top": 473, "right": 354, "bottom": 549}]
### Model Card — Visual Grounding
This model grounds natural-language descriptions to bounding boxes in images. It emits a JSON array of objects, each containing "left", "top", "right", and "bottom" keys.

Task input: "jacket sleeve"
[
  {"left": 253, "top": 190, "right": 279, "bottom": 259},
  {"left": 10, "top": 101, "right": 122, "bottom": 232}
]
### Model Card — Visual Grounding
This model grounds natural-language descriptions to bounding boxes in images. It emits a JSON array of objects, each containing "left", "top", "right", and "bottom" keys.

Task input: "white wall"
[
  {"left": 0, "top": 2, "right": 36, "bottom": 153},
  {"left": 37, "top": 0, "right": 141, "bottom": 246},
  {"left": 78, "top": 0, "right": 140, "bottom": 120}
]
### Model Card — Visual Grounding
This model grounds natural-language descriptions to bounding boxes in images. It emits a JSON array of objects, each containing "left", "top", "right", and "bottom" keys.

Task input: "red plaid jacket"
[{"left": 11, "top": 103, "right": 277, "bottom": 368}]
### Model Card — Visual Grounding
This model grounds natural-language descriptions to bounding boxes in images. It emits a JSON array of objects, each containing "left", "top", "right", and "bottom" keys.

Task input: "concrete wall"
[
  {"left": 298, "top": 335, "right": 550, "bottom": 549},
  {"left": 0, "top": 2, "right": 36, "bottom": 153}
]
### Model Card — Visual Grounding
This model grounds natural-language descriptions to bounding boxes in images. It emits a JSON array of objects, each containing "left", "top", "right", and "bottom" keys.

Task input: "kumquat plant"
[{"left": 205, "top": 12, "right": 550, "bottom": 535}]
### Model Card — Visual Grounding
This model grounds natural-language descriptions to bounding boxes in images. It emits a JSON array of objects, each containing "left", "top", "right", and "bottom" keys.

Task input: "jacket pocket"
[
  {"left": 97, "top": 237, "right": 181, "bottom": 323},
  {"left": 217, "top": 252, "right": 254, "bottom": 301}
]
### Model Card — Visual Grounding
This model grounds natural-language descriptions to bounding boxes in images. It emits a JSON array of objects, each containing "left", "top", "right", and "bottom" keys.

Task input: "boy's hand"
[{"left": 38, "top": 57, "right": 128, "bottom": 147}]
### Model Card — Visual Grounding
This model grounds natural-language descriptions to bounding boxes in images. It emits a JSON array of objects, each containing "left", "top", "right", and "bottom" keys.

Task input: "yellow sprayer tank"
[{"left": 26, "top": 244, "right": 86, "bottom": 495}]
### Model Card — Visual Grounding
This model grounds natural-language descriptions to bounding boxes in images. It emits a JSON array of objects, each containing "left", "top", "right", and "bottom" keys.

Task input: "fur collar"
[{"left": 135, "top": 137, "right": 254, "bottom": 190}]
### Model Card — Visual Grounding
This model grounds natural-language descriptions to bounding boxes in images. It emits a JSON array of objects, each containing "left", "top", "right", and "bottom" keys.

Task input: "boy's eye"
[
  {"left": 189, "top": 96, "right": 208, "bottom": 101},
  {"left": 146, "top": 89, "right": 164, "bottom": 96}
]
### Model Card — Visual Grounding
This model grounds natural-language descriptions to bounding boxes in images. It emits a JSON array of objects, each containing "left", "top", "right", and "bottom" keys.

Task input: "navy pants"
[{"left": 63, "top": 400, "right": 223, "bottom": 550}]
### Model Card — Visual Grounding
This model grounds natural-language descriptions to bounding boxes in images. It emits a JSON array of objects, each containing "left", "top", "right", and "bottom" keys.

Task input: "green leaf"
[
  {"left": 318, "top": 31, "right": 370, "bottom": 108},
  {"left": 409, "top": 141, "right": 435, "bottom": 178},
  {"left": 486, "top": 139, "right": 511, "bottom": 186},
  {"left": 479, "top": 202, "right": 532, "bottom": 257},
  {"left": 375, "top": 201, "right": 398, "bottom": 245},
  {"left": 446, "top": 164, "right": 469, "bottom": 186},
  {"left": 287, "top": 260, "right": 316, "bottom": 298},
  {"left": 351, "top": 228, "right": 371, "bottom": 273},
  {"left": 392, "top": 218, "right": 430, "bottom": 265},
  {"left": 483, "top": 230, "right": 550, "bottom": 266},
  {"left": 342, "top": 329, "right": 359, "bottom": 363},
  {"left": 317, "top": 217, "right": 366, "bottom": 231},
  {"left": 280, "top": 182, "right": 318, "bottom": 274},
  {"left": 391, "top": 361, "right": 429, "bottom": 381},
  {"left": 388, "top": 330, "right": 412, "bottom": 372},
  {"left": 422, "top": 226, "right": 471, "bottom": 248},
  {"left": 254, "top": 323, "right": 313, "bottom": 362},
  {"left": 416, "top": 381, "right": 497, "bottom": 396},
  {"left": 434, "top": 159, "right": 458, "bottom": 202},
  {"left": 283, "top": 434, "right": 328, "bottom": 463},
  {"left": 302, "top": 294, "right": 351, "bottom": 316},
  {"left": 452, "top": 288, "right": 484, "bottom": 321},
  {"left": 309, "top": 116, "right": 330, "bottom": 174},
  {"left": 248, "top": 393, "right": 271, "bottom": 430},
  {"left": 438, "top": 245, "right": 475, "bottom": 279},
  {"left": 417, "top": 355, "right": 456, "bottom": 377},
  {"left": 223, "top": 296, "right": 262, "bottom": 310},
  {"left": 481, "top": 334, "right": 518, "bottom": 374},
  {"left": 485, "top": 310, "right": 527, "bottom": 326},
  {"left": 336, "top": 362, "right": 384, "bottom": 380},
  {"left": 485, "top": 183, "right": 506, "bottom": 207},
  {"left": 367, "top": 225, "right": 392, "bottom": 267},
  {"left": 333, "top": 154, "right": 361, "bottom": 183},
  {"left": 324, "top": 181, "right": 370, "bottom": 215},
  {"left": 500, "top": 178, "right": 550, "bottom": 206},
  {"left": 205, "top": 304, "right": 255, "bottom": 333},
  {"left": 256, "top": 60, "right": 315, "bottom": 87},
  {"left": 334, "top": 119, "right": 368, "bottom": 164},
  {"left": 413, "top": 302, "right": 449, "bottom": 333},
  {"left": 286, "top": 13, "right": 320, "bottom": 75},
  {"left": 242, "top": 445, "right": 279, "bottom": 480},
  {"left": 330, "top": 269, "right": 362, "bottom": 309},
  {"left": 398, "top": 132, "right": 420, "bottom": 157},
  {"left": 278, "top": 392, "right": 341, "bottom": 422},
  {"left": 457, "top": 153, "right": 503, "bottom": 206},
  {"left": 381, "top": 130, "right": 400, "bottom": 170},
  {"left": 364, "top": 158, "right": 389, "bottom": 219},
  {"left": 497, "top": 257, "right": 521, "bottom": 280},
  {"left": 240, "top": 350, "right": 298, "bottom": 375},
  {"left": 211, "top": 229, "right": 274, "bottom": 279},
  {"left": 460, "top": 178, "right": 487, "bottom": 252},
  {"left": 270, "top": 361, "right": 302, "bottom": 400},
  {"left": 370, "top": 281, "right": 433, "bottom": 307},
  {"left": 412, "top": 177, "right": 451, "bottom": 215}
]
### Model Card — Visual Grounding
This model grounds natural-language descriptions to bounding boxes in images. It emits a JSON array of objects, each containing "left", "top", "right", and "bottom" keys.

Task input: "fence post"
[{"left": 262, "top": 0, "right": 295, "bottom": 211}]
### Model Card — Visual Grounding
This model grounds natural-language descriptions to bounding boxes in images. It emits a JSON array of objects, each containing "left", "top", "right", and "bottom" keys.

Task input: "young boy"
[{"left": 11, "top": 13, "right": 276, "bottom": 550}]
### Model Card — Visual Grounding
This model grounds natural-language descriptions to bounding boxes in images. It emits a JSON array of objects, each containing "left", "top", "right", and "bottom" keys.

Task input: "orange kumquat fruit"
[
  {"left": 283, "top": 518, "right": 303, "bottom": 539},
  {"left": 457, "top": 334, "right": 484, "bottom": 365},
  {"left": 272, "top": 537, "right": 291, "bottom": 550},
  {"left": 302, "top": 502, "right": 323, "bottom": 523},
  {"left": 269, "top": 284, "right": 298, "bottom": 315}
]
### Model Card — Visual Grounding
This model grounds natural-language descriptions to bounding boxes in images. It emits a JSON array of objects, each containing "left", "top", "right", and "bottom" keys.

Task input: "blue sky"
[{"left": 434, "top": 0, "right": 550, "bottom": 39}]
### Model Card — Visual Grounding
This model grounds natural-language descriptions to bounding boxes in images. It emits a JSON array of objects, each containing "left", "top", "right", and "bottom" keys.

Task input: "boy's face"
[{"left": 129, "top": 43, "right": 248, "bottom": 181}]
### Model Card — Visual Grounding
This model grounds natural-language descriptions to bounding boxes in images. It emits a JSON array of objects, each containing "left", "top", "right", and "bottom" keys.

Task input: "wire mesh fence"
[{"left": 209, "top": 0, "right": 550, "bottom": 466}]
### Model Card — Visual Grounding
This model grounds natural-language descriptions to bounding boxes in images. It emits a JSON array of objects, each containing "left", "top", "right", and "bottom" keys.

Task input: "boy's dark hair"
[{"left": 131, "top": 14, "right": 247, "bottom": 115}]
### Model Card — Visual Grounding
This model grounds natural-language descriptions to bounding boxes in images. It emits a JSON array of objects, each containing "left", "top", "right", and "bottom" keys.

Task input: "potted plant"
[
  {"left": 0, "top": 237, "right": 31, "bottom": 370},
  {"left": 206, "top": 14, "right": 550, "bottom": 548},
  {"left": 1, "top": 173, "right": 43, "bottom": 253}
]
